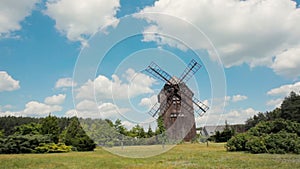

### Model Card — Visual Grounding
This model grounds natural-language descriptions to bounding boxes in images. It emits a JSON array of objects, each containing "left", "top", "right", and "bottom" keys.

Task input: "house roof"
[{"left": 201, "top": 125, "right": 226, "bottom": 137}]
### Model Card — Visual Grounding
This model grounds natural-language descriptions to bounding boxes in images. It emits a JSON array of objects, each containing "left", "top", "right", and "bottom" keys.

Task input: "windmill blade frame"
[
  {"left": 178, "top": 59, "right": 202, "bottom": 84},
  {"left": 144, "top": 62, "right": 174, "bottom": 85},
  {"left": 179, "top": 89, "right": 209, "bottom": 114},
  {"left": 147, "top": 93, "right": 175, "bottom": 117},
  {"left": 192, "top": 97, "right": 209, "bottom": 113}
]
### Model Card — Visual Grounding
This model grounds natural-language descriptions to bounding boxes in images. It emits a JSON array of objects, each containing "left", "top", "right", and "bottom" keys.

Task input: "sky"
[{"left": 0, "top": 0, "right": 300, "bottom": 129}]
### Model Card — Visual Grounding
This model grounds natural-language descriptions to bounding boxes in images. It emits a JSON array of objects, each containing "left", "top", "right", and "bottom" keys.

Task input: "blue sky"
[{"left": 1, "top": 0, "right": 300, "bottom": 128}]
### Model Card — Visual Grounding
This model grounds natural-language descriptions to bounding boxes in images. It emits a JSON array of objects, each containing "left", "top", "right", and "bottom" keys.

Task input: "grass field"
[{"left": 1, "top": 143, "right": 300, "bottom": 169}]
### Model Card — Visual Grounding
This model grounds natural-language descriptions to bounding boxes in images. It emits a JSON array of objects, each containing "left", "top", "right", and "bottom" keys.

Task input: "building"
[{"left": 158, "top": 79, "right": 196, "bottom": 141}]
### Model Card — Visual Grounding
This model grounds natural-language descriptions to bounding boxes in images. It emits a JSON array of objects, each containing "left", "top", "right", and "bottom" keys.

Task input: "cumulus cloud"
[
  {"left": 272, "top": 46, "right": 300, "bottom": 78},
  {"left": 76, "top": 68, "right": 156, "bottom": 100},
  {"left": 44, "top": 0, "right": 120, "bottom": 45},
  {"left": 44, "top": 94, "right": 66, "bottom": 105},
  {"left": 65, "top": 100, "right": 129, "bottom": 119},
  {"left": 224, "top": 94, "right": 248, "bottom": 104},
  {"left": 122, "top": 120, "right": 136, "bottom": 130},
  {"left": 138, "top": 0, "right": 300, "bottom": 78},
  {"left": 0, "top": 93, "right": 68, "bottom": 117},
  {"left": 0, "top": 0, "right": 39, "bottom": 38},
  {"left": 55, "top": 77, "right": 77, "bottom": 89},
  {"left": 139, "top": 95, "right": 158, "bottom": 109},
  {"left": 266, "top": 98, "right": 283, "bottom": 108},
  {"left": 232, "top": 94, "right": 248, "bottom": 102},
  {"left": 267, "top": 81, "right": 300, "bottom": 96},
  {"left": 0, "top": 111, "right": 23, "bottom": 117},
  {"left": 0, "top": 101, "right": 62, "bottom": 117},
  {"left": 23, "top": 101, "right": 62, "bottom": 116},
  {"left": 196, "top": 107, "right": 258, "bottom": 126},
  {"left": 0, "top": 71, "right": 20, "bottom": 92}
]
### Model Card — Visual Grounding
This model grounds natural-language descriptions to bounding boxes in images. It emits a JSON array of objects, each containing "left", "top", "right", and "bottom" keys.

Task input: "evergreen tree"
[
  {"left": 40, "top": 114, "right": 60, "bottom": 143},
  {"left": 147, "top": 125, "right": 154, "bottom": 138},
  {"left": 14, "top": 122, "right": 41, "bottom": 135},
  {"left": 210, "top": 121, "right": 235, "bottom": 142},
  {"left": 105, "top": 119, "right": 114, "bottom": 127},
  {"left": 114, "top": 119, "right": 127, "bottom": 135},
  {"left": 281, "top": 91, "right": 300, "bottom": 123},
  {"left": 61, "top": 117, "right": 96, "bottom": 151}
]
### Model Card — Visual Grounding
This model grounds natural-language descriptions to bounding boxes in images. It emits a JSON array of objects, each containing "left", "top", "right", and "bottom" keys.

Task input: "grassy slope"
[{"left": 0, "top": 143, "right": 299, "bottom": 169}]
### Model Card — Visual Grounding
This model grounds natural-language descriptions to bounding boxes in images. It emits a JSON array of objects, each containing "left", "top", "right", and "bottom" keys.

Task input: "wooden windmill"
[{"left": 145, "top": 59, "right": 209, "bottom": 141}]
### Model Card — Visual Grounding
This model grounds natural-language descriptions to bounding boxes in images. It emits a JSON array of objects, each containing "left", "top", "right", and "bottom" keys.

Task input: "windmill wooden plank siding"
[
  {"left": 158, "top": 81, "right": 196, "bottom": 141},
  {"left": 145, "top": 59, "right": 209, "bottom": 142}
]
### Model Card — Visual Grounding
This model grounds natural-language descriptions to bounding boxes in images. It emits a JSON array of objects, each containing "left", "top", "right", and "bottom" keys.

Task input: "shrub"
[
  {"left": 245, "top": 136, "right": 267, "bottom": 154},
  {"left": 226, "top": 133, "right": 249, "bottom": 151},
  {"left": 0, "top": 134, "right": 51, "bottom": 154},
  {"left": 227, "top": 119, "right": 300, "bottom": 154},
  {"left": 34, "top": 143, "right": 72, "bottom": 153},
  {"left": 265, "top": 131, "right": 299, "bottom": 154}
]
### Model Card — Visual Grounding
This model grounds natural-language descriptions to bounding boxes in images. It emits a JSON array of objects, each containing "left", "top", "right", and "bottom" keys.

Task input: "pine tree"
[
  {"left": 40, "top": 114, "right": 60, "bottom": 143},
  {"left": 147, "top": 125, "right": 154, "bottom": 138},
  {"left": 61, "top": 117, "right": 96, "bottom": 151}
]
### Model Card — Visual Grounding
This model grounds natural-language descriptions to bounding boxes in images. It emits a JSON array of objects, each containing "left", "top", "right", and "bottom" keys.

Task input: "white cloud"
[
  {"left": 44, "top": 0, "right": 120, "bottom": 45},
  {"left": 44, "top": 94, "right": 66, "bottom": 105},
  {"left": 232, "top": 94, "right": 248, "bottom": 102},
  {"left": 223, "top": 94, "right": 247, "bottom": 104},
  {"left": 0, "top": 71, "right": 20, "bottom": 92},
  {"left": 64, "top": 109, "right": 77, "bottom": 117},
  {"left": 266, "top": 98, "right": 283, "bottom": 108},
  {"left": 55, "top": 77, "right": 77, "bottom": 89},
  {"left": 272, "top": 46, "right": 300, "bottom": 77},
  {"left": 1, "top": 101, "right": 63, "bottom": 117},
  {"left": 122, "top": 120, "right": 136, "bottom": 130},
  {"left": 139, "top": 95, "right": 158, "bottom": 109},
  {"left": 0, "top": 111, "right": 23, "bottom": 117},
  {"left": 196, "top": 107, "right": 258, "bottom": 126},
  {"left": 23, "top": 101, "right": 62, "bottom": 116},
  {"left": 76, "top": 68, "right": 156, "bottom": 100},
  {"left": 267, "top": 81, "right": 300, "bottom": 96},
  {"left": 0, "top": 105, "right": 12, "bottom": 112},
  {"left": 0, "top": 0, "right": 39, "bottom": 38},
  {"left": 67, "top": 100, "right": 129, "bottom": 118},
  {"left": 76, "top": 99, "right": 98, "bottom": 111},
  {"left": 138, "top": 0, "right": 300, "bottom": 78}
]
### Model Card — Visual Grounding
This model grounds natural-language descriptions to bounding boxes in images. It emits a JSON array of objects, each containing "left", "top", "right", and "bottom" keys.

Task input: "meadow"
[{"left": 0, "top": 143, "right": 299, "bottom": 169}]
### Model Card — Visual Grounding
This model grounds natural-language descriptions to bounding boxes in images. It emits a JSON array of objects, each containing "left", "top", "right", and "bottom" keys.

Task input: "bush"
[
  {"left": 226, "top": 133, "right": 249, "bottom": 151},
  {"left": 265, "top": 131, "right": 299, "bottom": 154},
  {"left": 245, "top": 136, "right": 267, "bottom": 154},
  {"left": 0, "top": 134, "right": 51, "bottom": 154},
  {"left": 34, "top": 143, "right": 72, "bottom": 153},
  {"left": 227, "top": 119, "right": 300, "bottom": 154}
]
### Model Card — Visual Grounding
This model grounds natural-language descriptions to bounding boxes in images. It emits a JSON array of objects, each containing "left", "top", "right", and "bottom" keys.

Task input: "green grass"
[{"left": 1, "top": 143, "right": 300, "bottom": 169}]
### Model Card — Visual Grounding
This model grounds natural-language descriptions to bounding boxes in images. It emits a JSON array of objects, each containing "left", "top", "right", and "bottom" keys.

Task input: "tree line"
[{"left": 0, "top": 114, "right": 166, "bottom": 153}]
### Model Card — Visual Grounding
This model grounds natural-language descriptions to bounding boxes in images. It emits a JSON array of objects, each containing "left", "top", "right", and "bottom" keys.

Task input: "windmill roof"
[{"left": 170, "top": 76, "right": 180, "bottom": 84}]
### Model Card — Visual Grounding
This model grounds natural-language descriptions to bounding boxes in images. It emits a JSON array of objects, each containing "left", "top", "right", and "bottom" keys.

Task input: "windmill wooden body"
[{"left": 145, "top": 60, "right": 209, "bottom": 141}]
